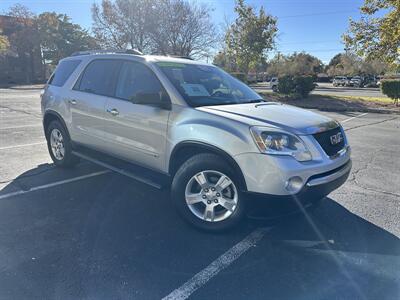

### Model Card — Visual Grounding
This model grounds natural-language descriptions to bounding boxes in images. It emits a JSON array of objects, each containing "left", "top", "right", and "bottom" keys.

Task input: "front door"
[{"left": 103, "top": 60, "right": 170, "bottom": 171}]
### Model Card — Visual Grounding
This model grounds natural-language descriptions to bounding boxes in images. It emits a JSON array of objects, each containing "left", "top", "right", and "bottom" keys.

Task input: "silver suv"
[{"left": 41, "top": 50, "right": 351, "bottom": 231}]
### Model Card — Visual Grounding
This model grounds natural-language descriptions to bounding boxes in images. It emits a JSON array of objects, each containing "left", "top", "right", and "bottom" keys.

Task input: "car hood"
[{"left": 197, "top": 102, "right": 339, "bottom": 135}]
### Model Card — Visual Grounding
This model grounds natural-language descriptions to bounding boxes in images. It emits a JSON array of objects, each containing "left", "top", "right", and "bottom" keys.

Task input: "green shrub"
[
  {"left": 293, "top": 75, "right": 316, "bottom": 98},
  {"left": 230, "top": 72, "right": 247, "bottom": 83},
  {"left": 277, "top": 75, "right": 295, "bottom": 95},
  {"left": 277, "top": 75, "right": 316, "bottom": 98},
  {"left": 381, "top": 80, "right": 400, "bottom": 106}
]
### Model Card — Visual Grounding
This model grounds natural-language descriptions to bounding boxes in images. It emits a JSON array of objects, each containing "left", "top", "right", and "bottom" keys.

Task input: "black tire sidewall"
[
  {"left": 171, "top": 153, "right": 245, "bottom": 232},
  {"left": 46, "top": 121, "right": 77, "bottom": 167}
]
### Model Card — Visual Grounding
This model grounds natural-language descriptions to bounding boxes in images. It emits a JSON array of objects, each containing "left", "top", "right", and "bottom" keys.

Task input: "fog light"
[{"left": 285, "top": 176, "right": 303, "bottom": 193}]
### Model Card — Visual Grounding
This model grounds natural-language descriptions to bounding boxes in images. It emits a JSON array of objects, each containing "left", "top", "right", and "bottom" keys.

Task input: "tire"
[
  {"left": 46, "top": 120, "right": 80, "bottom": 168},
  {"left": 171, "top": 153, "right": 245, "bottom": 232}
]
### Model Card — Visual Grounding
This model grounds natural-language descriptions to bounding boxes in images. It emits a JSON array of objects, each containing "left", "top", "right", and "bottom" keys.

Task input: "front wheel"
[{"left": 171, "top": 153, "right": 245, "bottom": 232}]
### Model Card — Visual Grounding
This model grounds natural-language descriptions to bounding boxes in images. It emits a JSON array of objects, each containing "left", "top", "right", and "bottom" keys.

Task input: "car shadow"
[
  {"left": 229, "top": 197, "right": 400, "bottom": 300},
  {"left": 0, "top": 166, "right": 399, "bottom": 299}
]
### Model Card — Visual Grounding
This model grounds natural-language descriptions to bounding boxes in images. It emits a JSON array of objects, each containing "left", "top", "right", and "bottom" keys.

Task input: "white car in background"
[{"left": 270, "top": 77, "right": 278, "bottom": 92}]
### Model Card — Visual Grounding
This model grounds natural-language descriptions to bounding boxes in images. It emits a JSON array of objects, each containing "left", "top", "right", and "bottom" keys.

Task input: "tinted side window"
[
  {"left": 116, "top": 61, "right": 164, "bottom": 102},
  {"left": 49, "top": 60, "right": 81, "bottom": 87},
  {"left": 77, "top": 60, "right": 121, "bottom": 97}
]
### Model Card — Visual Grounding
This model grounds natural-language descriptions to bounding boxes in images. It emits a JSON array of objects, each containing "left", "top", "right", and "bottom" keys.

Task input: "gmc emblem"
[{"left": 330, "top": 132, "right": 343, "bottom": 145}]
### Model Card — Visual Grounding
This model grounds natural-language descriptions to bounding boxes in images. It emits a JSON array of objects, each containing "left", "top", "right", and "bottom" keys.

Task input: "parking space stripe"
[
  {"left": 162, "top": 227, "right": 269, "bottom": 300},
  {"left": 0, "top": 124, "right": 42, "bottom": 130},
  {"left": 0, "top": 142, "right": 46, "bottom": 150},
  {"left": 0, "top": 170, "right": 110, "bottom": 200},
  {"left": 341, "top": 112, "right": 368, "bottom": 123}
]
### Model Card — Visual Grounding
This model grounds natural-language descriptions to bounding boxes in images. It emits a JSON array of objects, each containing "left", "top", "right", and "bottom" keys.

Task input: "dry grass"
[
  {"left": 314, "top": 94, "right": 393, "bottom": 104},
  {"left": 259, "top": 92, "right": 399, "bottom": 113}
]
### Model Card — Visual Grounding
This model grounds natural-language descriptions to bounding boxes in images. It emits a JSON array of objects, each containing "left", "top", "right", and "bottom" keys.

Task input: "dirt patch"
[{"left": 260, "top": 93, "right": 400, "bottom": 114}]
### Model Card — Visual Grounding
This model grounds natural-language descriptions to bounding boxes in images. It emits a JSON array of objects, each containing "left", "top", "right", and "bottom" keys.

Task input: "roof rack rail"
[
  {"left": 70, "top": 49, "right": 143, "bottom": 57},
  {"left": 167, "top": 55, "right": 193, "bottom": 60}
]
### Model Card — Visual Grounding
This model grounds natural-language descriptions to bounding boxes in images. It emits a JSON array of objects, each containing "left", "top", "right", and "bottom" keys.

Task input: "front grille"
[{"left": 313, "top": 127, "right": 345, "bottom": 157}]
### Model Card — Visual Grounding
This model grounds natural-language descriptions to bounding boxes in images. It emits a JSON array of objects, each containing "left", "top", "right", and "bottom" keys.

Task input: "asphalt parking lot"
[
  {"left": 252, "top": 82, "right": 388, "bottom": 98},
  {"left": 0, "top": 87, "right": 399, "bottom": 299}
]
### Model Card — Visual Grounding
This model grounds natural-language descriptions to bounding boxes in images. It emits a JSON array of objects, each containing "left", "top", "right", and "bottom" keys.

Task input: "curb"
[{"left": 289, "top": 105, "right": 400, "bottom": 115}]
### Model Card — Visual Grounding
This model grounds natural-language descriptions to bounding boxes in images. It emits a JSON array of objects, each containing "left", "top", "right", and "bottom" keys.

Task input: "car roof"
[{"left": 62, "top": 52, "right": 210, "bottom": 66}]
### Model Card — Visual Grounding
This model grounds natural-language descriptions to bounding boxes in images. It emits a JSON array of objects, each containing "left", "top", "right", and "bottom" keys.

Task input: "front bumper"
[
  {"left": 234, "top": 145, "right": 351, "bottom": 196},
  {"left": 244, "top": 159, "right": 351, "bottom": 202},
  {"left": 243, "top": 160, "right": 351, "bottom": 216}
]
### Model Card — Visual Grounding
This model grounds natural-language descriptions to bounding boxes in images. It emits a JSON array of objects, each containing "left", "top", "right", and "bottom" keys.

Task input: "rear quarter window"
[{"left": 49, "top": 60, "right": 81, "bottom": 87}]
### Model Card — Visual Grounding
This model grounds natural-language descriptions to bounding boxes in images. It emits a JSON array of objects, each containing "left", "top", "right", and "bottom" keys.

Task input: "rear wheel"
[
  {"left": 46, "top": 120, "right": 80, "bottom": 168},
  {"left": 171, "top": 153, "right": 245, "bottom": 232}
]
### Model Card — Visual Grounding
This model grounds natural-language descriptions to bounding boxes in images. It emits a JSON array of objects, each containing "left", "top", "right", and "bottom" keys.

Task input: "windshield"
[{"left": 155, "top": 62, "right": 263, "bottom": 107}]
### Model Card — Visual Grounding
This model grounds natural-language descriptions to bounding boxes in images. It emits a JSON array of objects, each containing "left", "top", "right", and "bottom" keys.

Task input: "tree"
[
  {"left": 360, "top": 58, "right": 389, "bottom": 74},
  {"left": 148, "top": 0, "right": 217, "bottom": 58},
  {"left": 343, "top": 0, "right": 400, "bottom": 66},
  {"left": 92, "top": 0, "right": 153, "bottom": 51},
  {"left": 91, "top": 0, "right": 217, "bottom": 58},
  {"left": 267, "top": 52, "right": 323, "bottom": 77},
  {"left": 326, "top": 52, "right": 389, "bottom": 76},
  {"left": 37, "top": 12, "right": 98, "bottom": 65},
  {"left": 213, "top": 51, "right": 229, "bottom": 69},
  {"left": 225, "top": 0, "right": 277, "bottom": 74},
  {"left": 4, "top": 4, "right": 41, "bottom": 83},
  {"left": 326, "top": 53, "right": 361, "bottom": 76},
  {"left": 0, "top": 28, "right": 9, "bottom": 52}
]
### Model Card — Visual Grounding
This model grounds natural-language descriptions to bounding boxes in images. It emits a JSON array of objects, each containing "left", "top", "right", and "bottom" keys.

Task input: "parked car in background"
[
  {"left": 41, "top": 50, "right": 351, "bottom": 231},
  {"left": 349, "top": 76, "right": 364, "bottom": 88},
  {"left": 332, "top": 76, "right": 348, "bottom": 87},
  {"left": 257, "top": 72, "right": 267, "bottom": 82},
  {"left": 270, "top": 77, "right": 279, "bottom": 92},
  {"left": 363, "top": 75, "right": 379, "bottom": 88},
  {"left": 247, "top": 73, "right": 257, "bottom": 84}
]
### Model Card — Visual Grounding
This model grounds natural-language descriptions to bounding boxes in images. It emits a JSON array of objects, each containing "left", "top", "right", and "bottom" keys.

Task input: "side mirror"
[{"left": 134, "top": 91, "right": 171, "bottom": 110}]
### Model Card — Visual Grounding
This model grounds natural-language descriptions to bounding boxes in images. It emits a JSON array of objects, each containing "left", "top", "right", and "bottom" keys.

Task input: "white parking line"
[
  {"left": 0, "top": 170, "right": 110, "bottom": 200},
  {"left": 0, "top": 124, "right": 42, "bottom": 130},
  {"left": 0, "top": 141, "right": 46, "bottom": 150},
  {"left": 162, "top": 227, "right": 268, "bottom": 300},
  {"left": 342, "top": 112, "right": 368, "bottom": 123}
]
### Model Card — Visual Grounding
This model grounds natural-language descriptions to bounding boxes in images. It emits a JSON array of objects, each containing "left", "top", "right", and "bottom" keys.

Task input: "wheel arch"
[
  {"left": 43, "top": 110, "right": 70, "bottom": 140},
  {"left": 169, "top": 141, "right": 248, "bottom": 191}
]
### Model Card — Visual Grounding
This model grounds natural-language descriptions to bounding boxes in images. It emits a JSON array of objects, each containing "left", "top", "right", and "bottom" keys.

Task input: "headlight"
[{"left": 250, "top": 126, "right": 312, "bottom": 161}]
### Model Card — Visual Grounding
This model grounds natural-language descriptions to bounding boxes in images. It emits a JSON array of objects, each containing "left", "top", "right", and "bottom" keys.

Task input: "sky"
[{"left": 0, "top": 0, "right": 370, "bottom": 64}]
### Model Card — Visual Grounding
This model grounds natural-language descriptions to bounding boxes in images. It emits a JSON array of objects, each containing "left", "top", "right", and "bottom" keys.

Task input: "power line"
[
  {"left": 275, "top": 48, "right": 345, "bottom": 53},
  {"left": 277, "top": 40, "right": 340, "bottom": 45},
  {"left": 279, "top": 10, "right": 357, "bottom": 19}
]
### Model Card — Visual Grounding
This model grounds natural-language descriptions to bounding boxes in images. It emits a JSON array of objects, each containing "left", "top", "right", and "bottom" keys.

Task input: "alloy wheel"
[
  {"left": 50, "top": 128, "right": 65, "bottom": 160},
  {"left": 184, "top": 170, "right": 238, "bottom": 222}
]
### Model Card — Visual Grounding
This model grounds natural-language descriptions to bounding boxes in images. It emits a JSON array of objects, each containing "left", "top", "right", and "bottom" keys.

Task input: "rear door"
[
  {"left": 70, "top": 59, "right": 121, "bottom": 150},
  {"left": 102, "top": 60, "right": 170, "bottom": 171}
]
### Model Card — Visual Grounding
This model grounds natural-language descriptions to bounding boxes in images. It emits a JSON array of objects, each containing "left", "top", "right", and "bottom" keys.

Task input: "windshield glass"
[{"left": 155, "top": 62, "right": 263, "bottom": 107}]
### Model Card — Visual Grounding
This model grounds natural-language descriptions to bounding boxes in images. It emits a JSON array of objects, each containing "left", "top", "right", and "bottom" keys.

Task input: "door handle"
[
  {"left": 68, "top": 99, "right": 77, "bottom": 105},
  {"left": 106, "top": 108, "right": 119, "bottom": 116}
]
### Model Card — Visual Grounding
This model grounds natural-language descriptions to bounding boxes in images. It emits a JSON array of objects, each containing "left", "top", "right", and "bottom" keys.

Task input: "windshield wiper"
[{"left": 247, "top": 99, "right": 265, "bottom": 103}]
